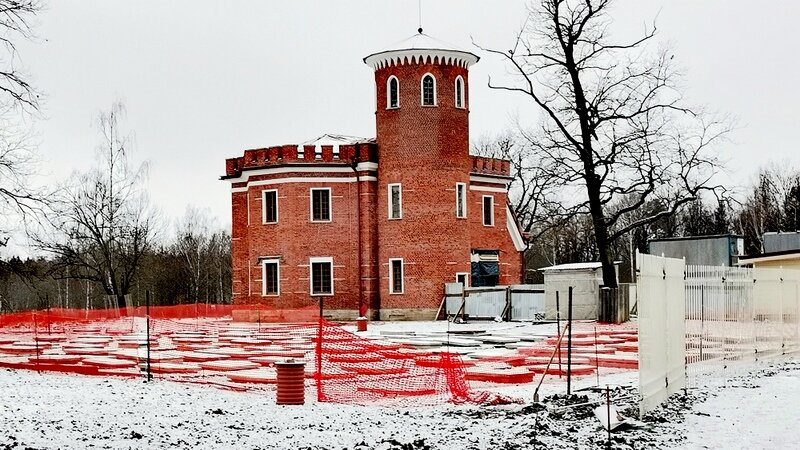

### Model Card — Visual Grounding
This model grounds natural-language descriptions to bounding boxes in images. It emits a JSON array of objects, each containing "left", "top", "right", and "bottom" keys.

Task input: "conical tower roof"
[{"left": 363, "top": 31, "right": 479, "bottom": 70}]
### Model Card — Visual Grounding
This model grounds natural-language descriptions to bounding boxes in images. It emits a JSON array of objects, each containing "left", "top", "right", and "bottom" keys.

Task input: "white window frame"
[
  {"left": 456, "top": 272, "right": 469, "bottom": 287},
  {"left": 261, "top": 259, "right": 280, "bottom": 296},
  {"left": 389, "top": 258, "right": 404, "bottom": 294},
  {"left": 455, "top": 183, "right": 467, "bottom": 218},
  {"left": 310, "top": 187, "right": 332, "bottom": 222},
  {"left": 454, "top": 76, "right": 465, "bottom": 109},
  {"left": 482, "top": 195, "right": 495, "bottom": 226},
  {"left": 420, "top": 73, "right": 437, "bottom": 106},
  {"left": 388, "top": 183, "right": 402, "bottom": 220},
  {"left": 262, "top": 189, "right": 278, "bottom": 224},
  {"left": 387, "top": 75, "right": 400, "bottom": 109},
  {"left": 309, "top": 256, "right": 334, "bottom": 296}
]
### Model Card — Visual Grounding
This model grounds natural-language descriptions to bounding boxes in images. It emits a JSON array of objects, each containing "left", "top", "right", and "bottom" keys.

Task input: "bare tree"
[
  {"left": 0, "top": 0, "right": 43, "bottom": 248},
  {"left": 478, "top": 0, "right": 730, "bottom": 286},
  {"left": 174, "top": 206, "right": 213, "bottom": 302},
  {"left": 0, "top": 109, "right": 40, "bottom": 245},
  {"left": 33, "top": 102, "right": 157, "bottom": 309},
  {"left": 734, "top": 164, "right": 800, "bottom": 255}
]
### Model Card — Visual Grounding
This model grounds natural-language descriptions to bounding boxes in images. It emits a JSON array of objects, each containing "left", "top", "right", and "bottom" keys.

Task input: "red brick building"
[{"left": 222, "top": 33, "right": 527, "bottom": 320}]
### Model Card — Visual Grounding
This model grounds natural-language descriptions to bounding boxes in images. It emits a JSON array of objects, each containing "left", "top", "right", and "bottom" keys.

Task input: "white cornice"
[
  {"left": 364, "top": 49, "right": 479, "bottom": 70},
  {"left": 469, "top": 174, "right": 511, "bottom": 187},
  {"left": 226, "top": 166, "right": 356, "bottom": 184}
]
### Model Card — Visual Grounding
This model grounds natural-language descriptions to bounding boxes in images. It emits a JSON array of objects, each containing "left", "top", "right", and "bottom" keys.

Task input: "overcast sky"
[{"left": 11, "top": 0, "right": 800, "bottom": 250}]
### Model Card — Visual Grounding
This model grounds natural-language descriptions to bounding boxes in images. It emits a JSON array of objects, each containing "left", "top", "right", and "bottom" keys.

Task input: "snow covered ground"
[{"left": 2, "top": 355, "right": 799, "bottom": 449}]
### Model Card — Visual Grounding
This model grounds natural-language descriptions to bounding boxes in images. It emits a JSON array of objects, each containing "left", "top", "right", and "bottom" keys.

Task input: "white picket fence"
[
  {"left": 638, "top": 252, "right": 800, "bottom": 414},
  {"left": 685, "top": 264, "right": 800, "bottom": 373}
]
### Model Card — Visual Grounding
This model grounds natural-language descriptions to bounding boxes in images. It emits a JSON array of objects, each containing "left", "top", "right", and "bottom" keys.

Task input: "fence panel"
[
  {"left": 510, "top": 284, "right": 545, "bottom": 321},
  {"left": 638, "top": 253, "right": 686, "bottom": 415},
  {"left": 443, "top": 285, "right": 545, "bottom": 321},
  {"left": 464, "top": 289, "right": 506, "bottom": 318},
  {"left": 753, "top": 268, "right": 783, "bottom": 358}
]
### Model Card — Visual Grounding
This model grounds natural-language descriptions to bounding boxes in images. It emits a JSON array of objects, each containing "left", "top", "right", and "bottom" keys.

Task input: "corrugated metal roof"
[
  {"left": 300, "top": 134, "right": 374, "bottom": 146},
  {"left": 539, "top": 262, "right": 603, "bottom": 271}
]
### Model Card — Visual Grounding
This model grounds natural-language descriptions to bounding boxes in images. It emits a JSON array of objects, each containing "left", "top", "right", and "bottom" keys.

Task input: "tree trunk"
[
  {"left": 116, "top": 293, "right": 127, "bottom": 310},
  {"left": 586, "top": 173, "right": 618, "bottom": 288}
]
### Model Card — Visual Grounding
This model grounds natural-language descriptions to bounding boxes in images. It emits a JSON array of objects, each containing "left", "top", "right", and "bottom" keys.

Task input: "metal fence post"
[
  {"left": 145, "top": 290, "right": 152, "bottom": 382},
  {"left": 567, "top": 286, "right": 573, "bottom": 396}
]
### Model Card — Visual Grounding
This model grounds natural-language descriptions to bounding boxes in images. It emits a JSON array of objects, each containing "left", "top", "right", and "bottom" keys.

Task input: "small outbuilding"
[
  {"left": 540, "top": 262, "right": 620, "bottom": 320},
  {"left": 648, "top": 234, "right": 745, "bottom": 266},
  {"left": 737, "top": 249, "right": 800, "bottom": 270}
]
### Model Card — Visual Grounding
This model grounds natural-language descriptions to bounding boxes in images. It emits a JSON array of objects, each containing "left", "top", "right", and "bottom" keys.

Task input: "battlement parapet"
[
  {"left": 224, "top": 142, "right": 378, "bottom": 179},
  {"left": 471, "top": 156, "right": 511, "bottom": 177}
]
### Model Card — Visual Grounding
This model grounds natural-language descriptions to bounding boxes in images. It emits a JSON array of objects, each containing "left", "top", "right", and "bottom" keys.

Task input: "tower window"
[
  {"left": 310, "top": 188, "right": 332, "bottom": 222},
  {"left": 389, "top": 258, "right": 404, "bottom": 294},
  {"left": 482, "top": 195, "right": 495, "bottom": 226},
  {"left": 455, "top": 76, "right": 465, "bottom": 108},
  {"left": 456, "top": 183, "right": 466, "bottom": 218},
  {"left": 262, "top": 189, "right": 278, "bottom": 223},
  {"left": 387, "top": 76, "right": 399, "bottom": 109},
  {"left": 261, "top": 258, "right": 280, "bottom": 296},
  {"left": 388, "top": 183, "right": 402, "bottom": 219},
  {"left": 421, "top": 74, "right": 436, "bottom": 106}
]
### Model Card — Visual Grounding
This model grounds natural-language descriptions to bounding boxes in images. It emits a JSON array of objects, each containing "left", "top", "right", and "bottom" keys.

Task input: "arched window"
[
  {"left": 454, "top": 76, "right": 464, "bottom": 108},
  {"left": 421, "top": 74, "right": 436, "bottom": 106},
  {"left": 387, "top": 76, "right": 399, "bottom": 109}
]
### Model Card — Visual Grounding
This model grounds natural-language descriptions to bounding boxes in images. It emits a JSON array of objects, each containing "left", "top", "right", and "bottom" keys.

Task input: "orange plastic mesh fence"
[{"left": 0, "top": 305, "right": 519, "bottom": 405}]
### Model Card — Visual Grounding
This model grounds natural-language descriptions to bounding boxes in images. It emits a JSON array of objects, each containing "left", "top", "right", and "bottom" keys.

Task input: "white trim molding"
[
  {"left": 364, "top": 48, "right": 479, "bottom": 70},
  {"left": 309, "top": 256, "right": 334, "bottom": 296},
  {"left": 386, "top": 75, "right": 400, "bottom": 109},
  {"left": 261, "top": 258, "right": 281, "bottom": 296},
  {"left": 469, "top": 185, "right": 507, "bottom": 193},
  {"left": 310, "top": 187, "right": 332, "bottom": 223},
  {"left": 420, "top": 72, "right": 437, "bottom": 106},
  {"left": 388, "top": 183, "right": 403, "bottom": 220},
  {"left": 507, "top": 206, "right": 527, "bottom": 251},
  {"left": 226, "top": 166, "right": 355, "bottom": 184},
  {"left": 469, "top": 174, "right": 511, "bottom": 186},
  {"left": 454, "top": 75, "right": 465, "bottom": 109},
  {"left": 355, "top": 162, "right": 379, "bottom": 171},
  {"left": 456, "top": 182, "right": 467, "bottom": 218},
  {"left": 261, "top": 189, "right": 278, "bottom": 224},
  {"left": 482, "top": 195, "right": 495, "bottom": 227},
  {"left": 389, "top": 258, "right": 405, "bottom": 294}
]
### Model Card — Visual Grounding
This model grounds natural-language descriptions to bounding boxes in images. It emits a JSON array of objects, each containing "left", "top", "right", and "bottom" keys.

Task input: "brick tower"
[{"left": 364, "top": 32, "right": 481, "bottom": 320}]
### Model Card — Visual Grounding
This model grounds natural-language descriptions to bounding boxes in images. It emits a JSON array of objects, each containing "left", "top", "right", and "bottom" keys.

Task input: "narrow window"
[
  {"left": 456, "top": 183, "right": 466, "bottom": 218},
  {"left": 311, "top": 188, "right": 331, "bottom": 222},
  {"left": 262, "top": 189, "right": 278, "bottom": 223},
  {"left": 310, "top": 257, "right": 333, "bottom": 295},
  {"left": 389, "top": 259, "right": 404, "bottom": 294},
  {"left": 387, "top": 76, "right": 399, "bottom": 109},
  {"left": 456, "top": 273, "right": 468, "bottom": 287},
  {"left": 482, "top": 195, "right": 494, "bottom": 226},
  {"left": 388, "top": 183, "right": 402, "bottom": 219},
  {"left": 421, "top": 74, "right": 436, "bottom": 106},
  {"left": 262, "top": 259, "right": 280, "bottom": 296},
  {"left": 455, "top": 76, "right": 464, "bottom": 108}
]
